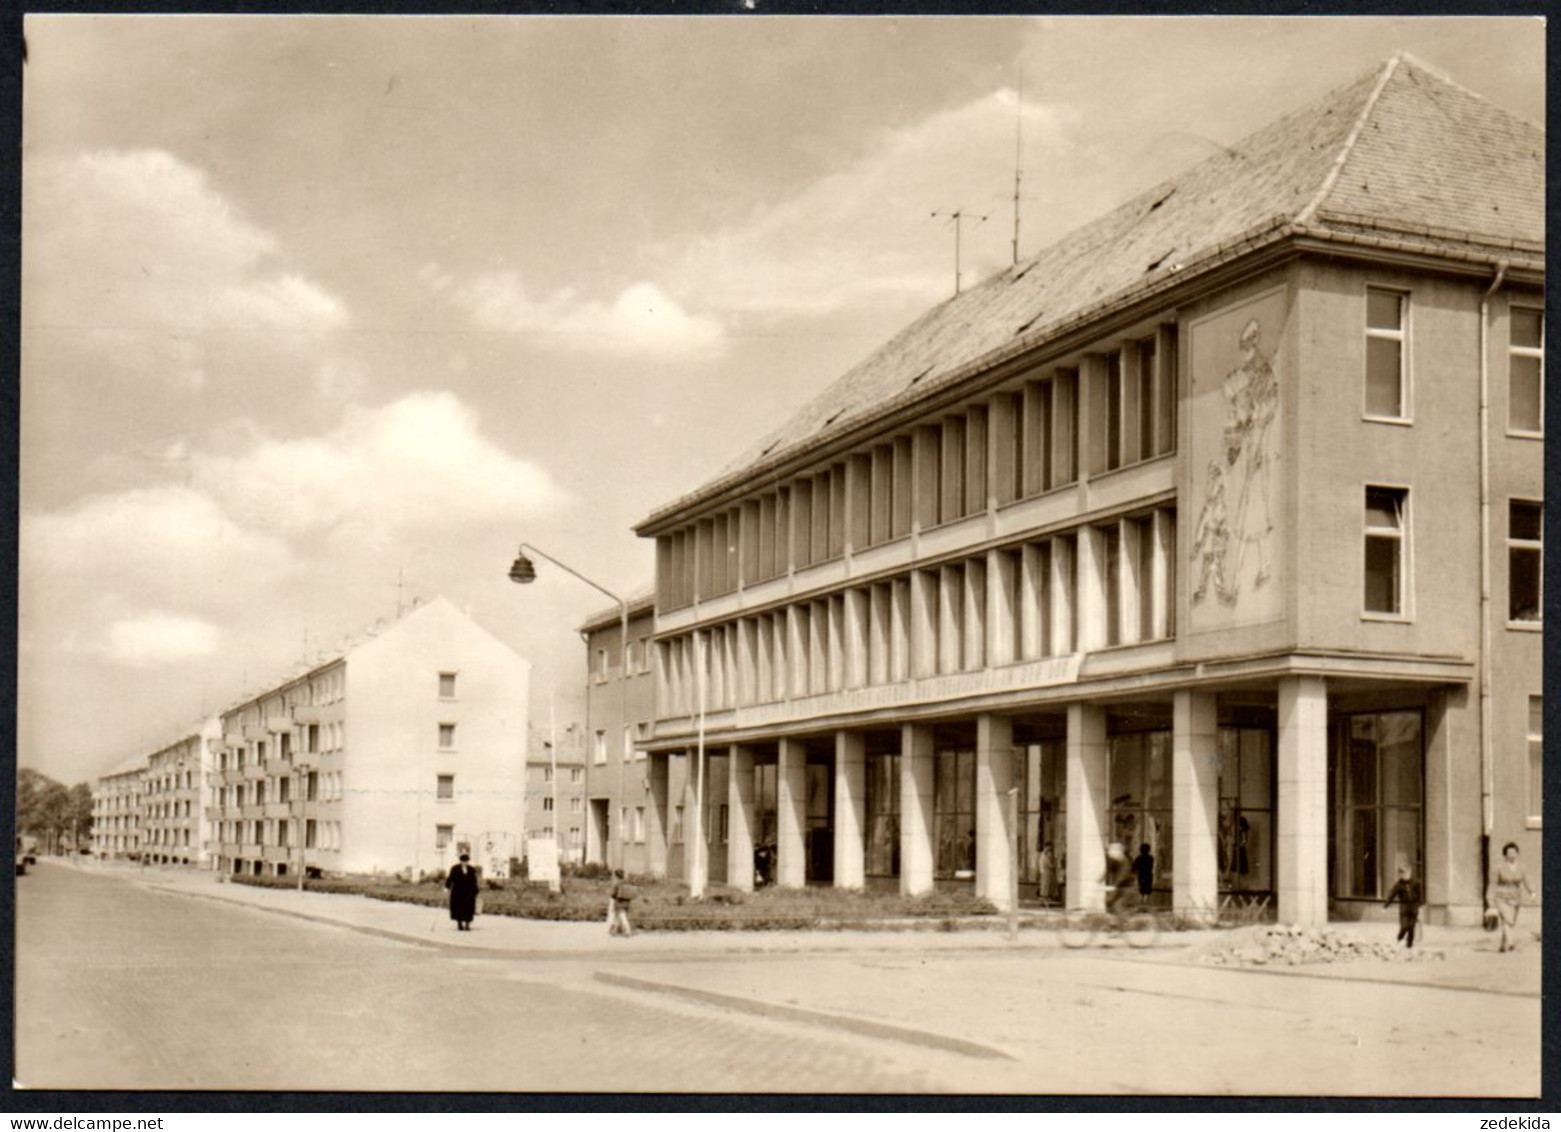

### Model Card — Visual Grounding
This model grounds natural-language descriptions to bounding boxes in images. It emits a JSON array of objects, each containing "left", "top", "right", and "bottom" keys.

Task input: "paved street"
[{"left": 15, "top": 861, "right": 1542, "bottom": 1095}]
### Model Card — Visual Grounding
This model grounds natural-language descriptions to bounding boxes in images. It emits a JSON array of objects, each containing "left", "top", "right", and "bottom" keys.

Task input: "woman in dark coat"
[{"left": 444, "top": 853, "right": 480, "bottom": 931}]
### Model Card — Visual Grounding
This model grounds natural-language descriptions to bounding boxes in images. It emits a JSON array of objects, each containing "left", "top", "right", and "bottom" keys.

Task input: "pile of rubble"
[{"left": 1203, "top": 924, "right": 1445, "bottom": 967}]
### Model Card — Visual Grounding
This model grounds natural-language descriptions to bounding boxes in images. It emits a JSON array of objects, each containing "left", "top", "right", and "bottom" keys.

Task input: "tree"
[{"left": 17, "top": 768, "right": 91, "bottom": 854}]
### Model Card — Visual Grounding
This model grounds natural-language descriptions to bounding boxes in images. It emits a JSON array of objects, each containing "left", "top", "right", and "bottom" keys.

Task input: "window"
[
  {"left": 279, "top": 777, "right": 291, "bottom": 804},
  {"left": 439, "top": 723, "right": 456, "bottom": 749},
  {"left": 638, "top": 637, "right": 652, "bottom": 674},
  {"left": 1365, "top": 288, "right": 1408, "bottom": 419},
  {"left": 570, "top": 797, "right": 582, "bottom": 813},
  {"left": 435, "top": 824, "right": 453, "bottom": 850},
  {"left": 439, "top": 672, "right": 457, "bottom": 698},
  {"left": 866, "top": 752, "right": 901, "bottom": 877},
  {"left": 1508, "top": 500, "right": 1542, "bottom": 623},
  {"left": 307, "top": 724, "right": 319, "bottom": 754},
  {"left": 596, "top": 648, "right": 608, "bottom": 683},
  {"left": 306, "top": 772, "right": 317, "bottom": 803},
  {"left": 1363, "top": 486, "right": 1408, "bottom": 616},
  {"left": 620, "top": 806, "right": 630, "bottom": 842},
  {"left": 623, "top": 639, "right": 637, "bottom": 674},
  {"left": 672, "top": 804, "right": 685, "bottom": 845},
  {"left": 1528, "top": 696, "right": 1542, "bottom": 826},
  {"left": 542, "top": 797, "right": 554, "bottom": 812},
  {"left": 622, "top": 725, "right": 633, "bottom": 762},
  {"left": 280, "top": 733, "right": 292, "bottom": 760},
  {"left": 542, "top": 765, "right": 554, "bottom": 783},
  {"left": 436, "top": 774, "right": 455, "bottom": 801},
  {"left": 933, "top": 749, "right": 976, "bottom": 879},
  {"left": 1509, "top": 307, "right": 1543, "bottom": 433},
  {"left": 570, "top": 767, "right": 582, "bottom": 784},
  {"left": 1332, "top": 710, "right": 1422, "bottom": 900},
  {"left": 635, "top": 807, "right": 647, "bottom": 844},
  {"left": 277, "top": 820, "right": 289, "bottom": 847},
  {"left": 593, "top": 730, "right": 606, "bottom": 766},
  {"left": 255, "top": 781, "right": 267, "bottom": 806}
]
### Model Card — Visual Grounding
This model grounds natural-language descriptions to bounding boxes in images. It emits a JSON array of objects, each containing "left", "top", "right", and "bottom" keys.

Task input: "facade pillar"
[
  {"left": 727, "top": 745, "right": 756, "bottom": 892},
  {"left": 1172, "top": 690, "right": 1220, "bottom": 921},
  {"left": 1277, "top": 675, "right": 1329, "bottom": 926},
  {"left": 833, "top": 731, "right": 866, "bottom": 889},
  {"left": 776, "top": 737, "right": 807, "bottom": 888},
  {"left": 986, "top": 549, "right": 1015, "bottom": 667},
  {"left": 1050, "top": 536, "right": 1074, "bottom": 656},
  {"left": 899, "top": 723, "right": 935, "bottom": 896},
  {"left": 1076, "top": 526, "right": 1105, "bottom": 652},
  {"left": 645, "top": 752, "right": 670, "bottom": 878},
  {"left": 1065, "top": 702, "right": 1108, "bottom": 910},
  {"left": 975, "top": 713, "right": 1015, "bottom": 910},
  {"left": 682, "top": 751, "right": 708, "bottom": 895}
]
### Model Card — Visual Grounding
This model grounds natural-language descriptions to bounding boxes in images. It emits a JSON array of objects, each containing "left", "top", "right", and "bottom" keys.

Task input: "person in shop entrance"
[
  {"left": 1132, "top": 843, "right": 1155, "bottom": 899},
  {"left": 1382, "top": 862, "right": 1422, "bottom": 948},
  {"left": 444, "top": 853, "right": 480, "bottom": 931},
  {"left": 1487, "top": 841, "right": 1535, "bottom": 954}
]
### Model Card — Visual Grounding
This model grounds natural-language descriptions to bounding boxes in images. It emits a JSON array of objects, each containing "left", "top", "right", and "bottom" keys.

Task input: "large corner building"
[{"left": 629, "top": 56, "right": 1543, "bottom": 925}]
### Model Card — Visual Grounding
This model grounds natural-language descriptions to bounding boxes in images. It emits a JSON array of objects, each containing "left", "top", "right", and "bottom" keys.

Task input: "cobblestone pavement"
[{"left": 16, "top": 861, "right": 1543, "bottom": 1096}]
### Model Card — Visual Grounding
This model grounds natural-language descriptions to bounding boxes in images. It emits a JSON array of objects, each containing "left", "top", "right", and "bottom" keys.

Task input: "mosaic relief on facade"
[{"left": 1188, "top": 292, "right": 1286, "bottom": 632}]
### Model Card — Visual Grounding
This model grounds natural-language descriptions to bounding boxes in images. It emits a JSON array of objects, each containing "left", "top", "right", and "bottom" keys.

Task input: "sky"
[{"left": 18, "top": 14, "right": 1545, "bottom": 786}]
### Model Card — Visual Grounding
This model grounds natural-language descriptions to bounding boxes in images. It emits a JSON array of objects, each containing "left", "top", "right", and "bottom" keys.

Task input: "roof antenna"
[
  {"left": 1012, "top": 69, "right": 1024, "bottom": 267},
  {"left": 931, "top": 208, "right": 989, "bottom": 296}
]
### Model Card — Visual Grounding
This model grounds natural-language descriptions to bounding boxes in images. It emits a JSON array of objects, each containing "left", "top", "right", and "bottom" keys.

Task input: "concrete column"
[
  {"left": 645, "top": 753, "right": 670, "bottom": 877},
  {"left": 776, "top": 737, "right": 807, "bottom": 888},
  {"left": 1172, "top": 690, "right": 1220, "bottom": 922},
  {"left": 987, "top": 549, "right": 1015, "bottom": 667},
  {"left": 1066, "top": 702, "right": 1109, "bottom": 910},
  {"left": 1152, "top": 508, "right": 1174, "bottom": 640},
  {"left": 833, "top": 731, "right": 866, "bottom": 889},
  {"left": 975, "top": 714, "right": 1015, "bottom": 910},
  {"left": 682, "top": 751, "right": 708, "bottom": 895},
  {"left": 938, "top": 565, "right": 962, "bottom": 674},
  {"left": 1120, "top": 517, "right": 1142, "bottom": 644},
  {"left": 1050, "top": 537, "right": 1074, "bottom": 655},
  {"left": 1277, "top": 675, "right": 1329, "bottom": 926},
  {"left": 910, "top": 569, "right": 938, "bottom": 678},
  {"left": 787, "top": 604, "right": 808, "bottom": 699},
  {"left": 963, "top": 559, "right": 985, "bottom": 671},
  {"left": 1019, "top": 543, "right": 1044, "bottom": 660},
  {"left": 867, "top": 584, "right": 890, "bottom": 686},
  {"left": 1076, "top": 526, "right": 1104, "bottom": 652},
  {"left": 845, "top": 588, "right": 869, "bottom": 689},
  {"left": 899, "top": 723, "right": 936, "bottom": 896},
  {"left": 727, "top": 745, "right": 756, "bottom": 892}
]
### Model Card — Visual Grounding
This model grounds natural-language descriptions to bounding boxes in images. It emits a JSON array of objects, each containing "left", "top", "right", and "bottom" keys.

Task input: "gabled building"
[
  {"left": 210, "top": 596, "right": 530, "bottom": 879},
  {"left": 633, "top": 56, "right": 1542, "bottom": 925}
]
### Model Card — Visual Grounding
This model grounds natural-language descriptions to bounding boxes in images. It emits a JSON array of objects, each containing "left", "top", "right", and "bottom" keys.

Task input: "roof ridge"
[
  {"left": 1395, "top": 50, "right": 1544, "bottom": 132},
  {"left": 1295, "top": 55, "right": 1400, "bottom": 227}
]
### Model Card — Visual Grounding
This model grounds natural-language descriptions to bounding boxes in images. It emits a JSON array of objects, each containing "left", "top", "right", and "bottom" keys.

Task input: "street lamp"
[
  {"left": 294, "top": 761, "right": 312, "bottom": 893},
  {"left": 508, "top": 543, "right": 630, "bottom": 874}
]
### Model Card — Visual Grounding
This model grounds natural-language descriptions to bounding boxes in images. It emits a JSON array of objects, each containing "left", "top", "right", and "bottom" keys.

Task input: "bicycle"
[{"left": 1053, "top": 891, "right": 1160, "bottom": 949}]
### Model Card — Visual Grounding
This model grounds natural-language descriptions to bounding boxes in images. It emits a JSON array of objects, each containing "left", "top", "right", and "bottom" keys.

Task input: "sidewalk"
[{"left": 79, "top": 857, "right": 1540, "bottom": 996}]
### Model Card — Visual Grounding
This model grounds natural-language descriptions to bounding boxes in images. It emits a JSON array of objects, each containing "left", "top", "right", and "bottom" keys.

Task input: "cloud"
[
  {"left": 21, "top": 485, "right": 296, "bottom": 601},
  {"left": 430, "top": 267, "right": 725, "bottom": 359},
  {"left": 666, "top": 91, "right": 1078, "bottom": 320},
  {"left": 188, "top": 391, "right": 567, "bottom": 541},
  {"left": 24, "top": 149, "right": 347, "bottom": 388},
  {"left": 103, "top": 613, "right": 221, "bottom": 667}
]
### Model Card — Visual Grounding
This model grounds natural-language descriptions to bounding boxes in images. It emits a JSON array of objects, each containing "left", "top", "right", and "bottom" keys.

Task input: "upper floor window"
[
  {"left": 1365, "top": 288, "right": 1408, "bottom": 420},
  {"left": 1363, "top": 486, "right": 1409, "bottom": 617},
  {"left": 438, "top": 672, "right": 457, "bottom": 698},
  {"left": 593, "top": 730, "right": 607, "bottom": 766},
  {"left": 1508, "top": 500, "right": 1542, "bottom": 624},
  {"left": 570, "top": 767, "right": 582, "bottom": 784},
  {"left": 1509, "top": 307, "right": 1543, "bottom": 434},
  {"left": 595, "top": 647, "right": 608, "bottom": 684},
  {"left": 439, "top": 723, "right": 457, "bottom": 749},
  {"left": 436, "top": 774, "right": 455, "bottom": 801}
]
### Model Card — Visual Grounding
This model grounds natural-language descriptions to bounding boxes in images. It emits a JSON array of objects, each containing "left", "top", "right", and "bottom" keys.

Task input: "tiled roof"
[
  {"left": 578, "top": 587, "right": 657, "bottom": 633},
  {"left": 638, "top": 55, "right": 1542, "bottom": 532}
]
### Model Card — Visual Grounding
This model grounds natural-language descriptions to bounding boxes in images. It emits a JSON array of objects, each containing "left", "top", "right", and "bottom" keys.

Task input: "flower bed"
[{"left": 228, "top": 872, "right": 999, "bottom": 930}]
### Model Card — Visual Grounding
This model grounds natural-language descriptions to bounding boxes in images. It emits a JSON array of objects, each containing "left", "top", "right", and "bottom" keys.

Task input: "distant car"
[{"left": 15, "top": 837, "right": 27, "bottom": 876}]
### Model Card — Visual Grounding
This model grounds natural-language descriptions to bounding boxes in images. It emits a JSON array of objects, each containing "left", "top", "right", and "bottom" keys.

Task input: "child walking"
[{"left": 1383, "top": 863, "right": 1422, "bottom": 948}]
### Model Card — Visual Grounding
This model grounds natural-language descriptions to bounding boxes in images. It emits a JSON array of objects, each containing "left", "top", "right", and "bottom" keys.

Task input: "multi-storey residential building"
[
  {"left": 139, "top": 719, "right": 221, "bottom": 867},
  {"left": 632, "top": 56, "right": 1542, "bottom": 926},
  {"left": 210, "top": 596, "right": 530, "bottom": 879},
  {"left": 92, "top": 755, "right": 146, "bottom": 860},
  {"left": 578, "top": 594, "right": 659, "bottom": 871},
  {"left": 525, "top": 720, "right": 588, "bottom": 864}
]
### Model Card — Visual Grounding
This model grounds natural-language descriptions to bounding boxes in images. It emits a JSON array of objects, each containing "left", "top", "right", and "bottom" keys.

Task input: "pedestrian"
[
  {"left": 1382, "top": 862, "right": 1422, "bottom": 948},
  {"left": 1038, "top": 843, "right": 1058, "bottom": 906},
  {"left": 608, "top": 868, "right": 636, "bottom": 938},
  {"left": 1486, "top": 841, "right": 1535, "bottom": 953},
  {"left": 444, "top": 853, "right": 480, "bottom": 932},
  {"left": 1132, "top": 842, "right": 1155, "bottom": 899}
]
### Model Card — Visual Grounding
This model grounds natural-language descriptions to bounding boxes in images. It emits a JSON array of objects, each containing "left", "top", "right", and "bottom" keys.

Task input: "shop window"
[
  {"left": 1331, "top": 710, "right": 1422, "bottom": 900},
  {"left": 1364, "top": 486, "right": 1409, "bottom": 616},
  {"left": 1508, "top": 500, "right": 1542, "bottom": 623},
  {"left": 1508, "top": 307, "right": 1543, "bottom": 434},
  {"left": 755, "top": 762, "right": 778, "bottom": 848},
  {"left": 865, "top": 753, "right": 901, "bottom": 878},
  {"left": 1528, "top": 696, "right": 1542, "bottom": 826},
  {"left": 1218, "top": 729, "right": 1274, "bottom": 894},
  {"left": 1016, "top": 741, "right": 1066, "bottom": 900},
  {"left": 1108, "top": 731, "right": 1172, "bottom": 894},
  {"left": 933, "top": 749, "right": 976, "bottom": 879}
]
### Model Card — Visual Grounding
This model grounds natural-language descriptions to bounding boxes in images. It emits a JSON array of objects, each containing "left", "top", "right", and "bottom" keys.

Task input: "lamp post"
[
  {"left": 294, "top": 761, "right": 311, "bottom": 893},
  {"left": 509, "top": 542, "right": 630, "bottom": 873}
]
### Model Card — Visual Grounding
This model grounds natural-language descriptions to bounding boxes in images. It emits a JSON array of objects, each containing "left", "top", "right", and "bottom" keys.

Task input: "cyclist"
[{"left": 1103, "top": 841, "right": 1136, "bottom": 916}]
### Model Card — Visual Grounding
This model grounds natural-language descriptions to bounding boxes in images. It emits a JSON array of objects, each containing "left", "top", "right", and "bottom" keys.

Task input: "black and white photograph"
[{"left": 12, "top": 11, "right": 1546, "bottom": 1100}]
